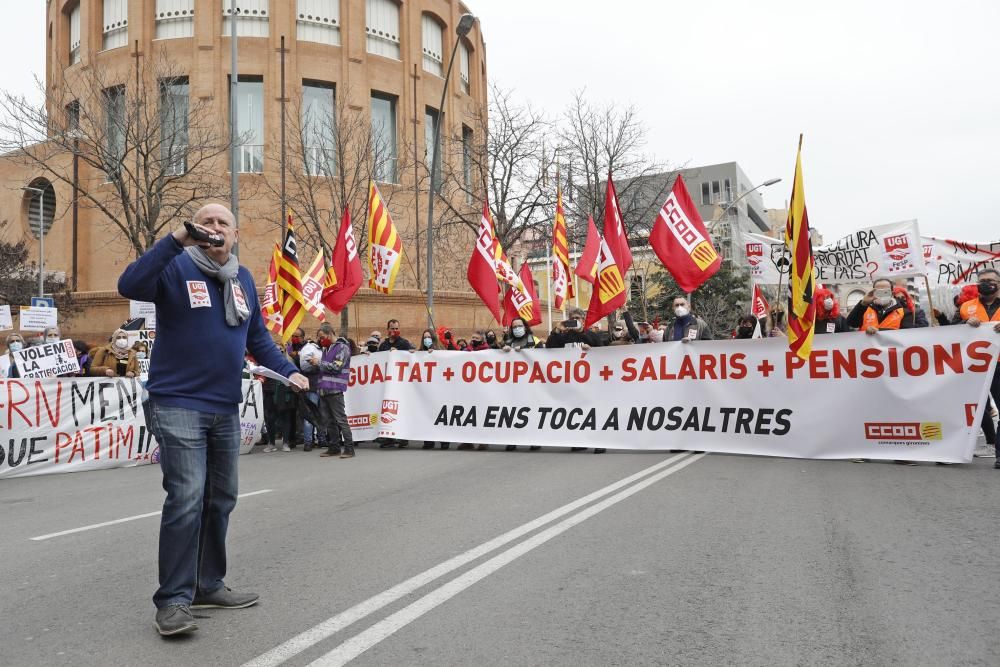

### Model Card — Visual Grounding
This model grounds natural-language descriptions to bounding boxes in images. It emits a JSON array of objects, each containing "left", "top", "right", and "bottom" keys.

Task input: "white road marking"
[
  {"left": 29, "top": 489, "right": 274, "bottom": 541},
  {"left": 308, "top": 453, "right": 705, "bottom": 666},
  {"left": 243, "top": 453, "right": 700, "bottom": 667}
]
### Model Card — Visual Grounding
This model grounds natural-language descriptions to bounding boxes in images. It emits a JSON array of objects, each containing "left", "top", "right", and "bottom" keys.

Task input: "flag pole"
[{"left": 546, "top": 243, "right": 552, "bottom": 330}]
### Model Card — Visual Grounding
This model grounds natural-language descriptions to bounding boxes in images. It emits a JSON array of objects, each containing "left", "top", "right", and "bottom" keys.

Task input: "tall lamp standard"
[
  {"left": 707, "top": 177, "right": 781, "bottom": 304},
  {"left": 426, "top": 13, "right": 476, "bottom": 329},
  {"left": 22, "top": 185, "right": 46, "bottom": 299}
]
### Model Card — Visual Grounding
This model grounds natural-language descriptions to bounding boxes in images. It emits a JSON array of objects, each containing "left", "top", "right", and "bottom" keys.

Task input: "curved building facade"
[{"left": 0, "top": 0, "right": 488, "bottom": 341}]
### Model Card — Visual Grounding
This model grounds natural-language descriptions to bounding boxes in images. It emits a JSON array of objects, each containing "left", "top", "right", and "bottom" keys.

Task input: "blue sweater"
[{"left": 118, "top": 235, "right": 298, "bottom": 413}]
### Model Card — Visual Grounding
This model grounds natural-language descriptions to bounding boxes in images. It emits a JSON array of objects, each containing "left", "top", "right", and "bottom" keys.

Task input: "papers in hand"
[{"left": 248, "top": 365, "right": 292, "bottom": 385}]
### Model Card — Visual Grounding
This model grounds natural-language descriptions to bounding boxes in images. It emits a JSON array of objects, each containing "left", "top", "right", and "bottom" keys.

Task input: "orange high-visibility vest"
[
  {"left": 861, "top": 306, "right": 903, "bottom": 331},
  {"left": 959, "top": 298, "right": 1000, "bottom": 323}
]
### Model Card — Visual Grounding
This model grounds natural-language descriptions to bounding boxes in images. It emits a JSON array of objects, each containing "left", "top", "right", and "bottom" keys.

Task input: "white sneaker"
[
  {"left": 281, "top": 444, "right": 291, "bottom": 452},
  {"left": 262, "top": 446, "right": 276, "bottom": 453}
]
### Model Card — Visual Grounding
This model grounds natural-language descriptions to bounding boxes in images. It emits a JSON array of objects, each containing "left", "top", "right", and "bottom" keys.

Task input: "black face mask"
[
  {"left": 738, "top": 325, "right": 753, "bottom": 335},
  {"left": 366, "top": 343, "right": 378, "bottom": 353},
  {"left": 979, "top": 281, "right": 999, "bottom": 297}
]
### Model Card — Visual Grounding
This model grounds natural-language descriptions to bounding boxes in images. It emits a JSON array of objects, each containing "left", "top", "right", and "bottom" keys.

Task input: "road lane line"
[
  {"left": 243, "top": 453, "right": 696, "bottom": 667},
  {"left": 29, "top": 489, "right": 274, "bottom": 541},
  {"left": 310, "top": 453, "right": 706, "bottom": 666}
]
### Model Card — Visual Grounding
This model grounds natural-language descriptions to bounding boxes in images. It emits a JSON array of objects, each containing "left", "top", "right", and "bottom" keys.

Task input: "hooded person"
[
  {"left": 89, "top": 328, "right": 140, "bottom": 378},
  {"left": 814, "top": 287, "right": 850, "bottom": 334},
  {"left": 2, "top": 332, "right": 26, "bottom": 379}
]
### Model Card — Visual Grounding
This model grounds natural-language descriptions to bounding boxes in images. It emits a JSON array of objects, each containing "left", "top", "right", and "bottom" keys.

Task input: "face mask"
[
  {"left": 136, "top": 351, "right": 147, "bottom": 360},
  {"left": 738, "top": 325, "right": 753, "bottom": 336},
  {"left": 873, "top": 288, "right": 893, "bottom": 306},
  {"left": 114, "top": 338, "right": 128, "bottom": 349},
  {"left": 366, "top": 343, "right": 378, "bottom": 353},
  {"left": 674, "top": 306, "right": 689, "bottom": 318},
  {"left": 9, "top": 341, "right": 23, "bottom": 352},
  {"left": 319, "top": 337, "right": 332, "bottom": 347},
  {"left": 486, "top": 333, "right": 496, "bottom": 343},
  {"left": 291, "top": 336, "right": 303, "bottom": 345},
  {"left": 47, "top": 336, "right": 59, "bottom": 342},
  {"left": 512, "top": 326, "right": 525, "bottom": 338},
  {"left": 423, "top": 337, "right": 433, "bottom": 348},
  {"left": 979, "top": 281, "right": 999, "bottom": 296},
  {"left": 613, "top": 329, "right": 624, "bottom": 339},
  {"left": 823, "top": 298, "right": 834, "bottom": 310}
]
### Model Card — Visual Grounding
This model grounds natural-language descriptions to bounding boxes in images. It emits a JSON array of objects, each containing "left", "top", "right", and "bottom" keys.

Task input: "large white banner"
[
  {"left": 344, "top": 327, "right": 997, "bottom": 463},
  {"left": 0, "top": 379, "right": 264, "bottom": 479},
  {"left": 923, "top": 237, "right": 1000, "bottom": 286},
  {"left": 745, "top": 220, "right": 925, "bottom": 284}
]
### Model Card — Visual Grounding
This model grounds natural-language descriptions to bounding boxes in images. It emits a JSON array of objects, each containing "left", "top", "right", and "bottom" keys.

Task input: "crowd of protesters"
[{"left": 3, "top": 272, "right": 999, "bottom": 469}]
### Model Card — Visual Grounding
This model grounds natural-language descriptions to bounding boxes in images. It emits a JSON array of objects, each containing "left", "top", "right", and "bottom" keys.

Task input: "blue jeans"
[
  {"left": 149, "top": 401, "right": 240, "bottom": 608},
  {"left": 301, "top": 391, "right": 325, "bottom": 446}
]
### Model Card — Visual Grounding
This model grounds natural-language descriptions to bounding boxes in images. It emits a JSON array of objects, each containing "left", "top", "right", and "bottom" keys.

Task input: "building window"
[
  {"left": 160, "top": 78, "right": 189, "bottom": 176},
  {"left": 297, "top": 0, "right": 340, "bottom": 45},
  {"left": 102, "top": 0, "right": 128, "bottom": 51},
  {"left": 231, "top": 76, "right": 264, "bottom": 173},
  {"left": 223, "top": 0, "right": 269, "bottom": 38},
  {"left": 155, "top": 0, "right": 194, "bottom": 40},
  {"left": 701, "top": 182, "right": 710, "bottom": 206},
  {"left": 302, "top": 81, "right": 336, "bottom": 176},
  {"left": 462, "top": 124, "right": 473, "bottom": 201},
  {"left": 104, "top": 85, "right": 126, "bottom": 178},
  {"left": 24, "top": 179, "right": 57, "bottom": 239},
  {"left": 68, "top": 3, "right": 81, "bottom": 64},
  {"left": 371, "top": 92, "right": 397, "bottom": 183},
  {"left": 65, "top": 100, "right": 80, "bottom": 132},
  {"left": 421, "top": 14, "right": 443, "bottom": 77},
  {"left": 724, "top": 178, "right": 732, "bottom": 203},
  {"left": 459, "top": 40, "right": 471, "bottom": 94},
  {"left": 366, "top": 0, "right": 400, "bottom": 60},
  {"left": 711, "top": 180, "right": 721, "bottom": 204}
]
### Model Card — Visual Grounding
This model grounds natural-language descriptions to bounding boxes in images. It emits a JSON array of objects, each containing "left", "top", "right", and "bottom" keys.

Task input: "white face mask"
[
  {"left": 9, "top": 341, "right": 23, "bottom": 352},
  {"left": 136, "top": 351, "right": 147, "bottom": 360},
  {"left": 823, "top": 298, "right": 834, "bottom": 310},
  {"left": 423, "top": 337, "right": 433, "bottom": 348},
  {"left": 47, "top": 336, "right": 59, "bottom": 342},
  {"left": 674, "top": 306, "right": 690, "bottom": 318},
  {"left": 114, "top": 337, "right": 128, "bottom": 349},
  {"left": 512, "top": 326, "right": 525, "bottom": 338},
  {"left": 873, "top": 288, "right": 893, "bottom": 306}
]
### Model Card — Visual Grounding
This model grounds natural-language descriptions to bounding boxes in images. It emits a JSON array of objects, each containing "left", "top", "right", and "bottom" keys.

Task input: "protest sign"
[
  {"left": 12, "top": 339, "right": 80, "bottom": 378},
  {"left": 344, "top": 326, "right": 996, "bottom": 463},
  {"left": 125, "top": 329, "right": 157, "bottom": 355},
  {"left": 129, "top": 300, "right": 157, "bottom": 330},
  {"left": 0, "top": 378, "right": 263, "bottom": 479},
  {"left": 18, "top": 306, "right": 58, "bottom": 332},
  {"left": 744, "top": 220, "right": 925, "bottom": 284},
  {"left": 0, "top": 305, "right": 12, "bottom": 331}
]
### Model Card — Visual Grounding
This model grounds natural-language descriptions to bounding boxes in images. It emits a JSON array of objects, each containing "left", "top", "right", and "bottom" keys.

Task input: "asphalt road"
[{"left": 1, "top": 444, "right": 998, "bottom": 666}]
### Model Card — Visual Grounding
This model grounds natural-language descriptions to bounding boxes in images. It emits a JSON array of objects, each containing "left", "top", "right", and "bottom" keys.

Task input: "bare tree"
[
  {"left": 435, "top": 85, "right": 555, "bottom": 256},
  {"left": 0, "top": 47, "right": 234, "bottom": 257},
  {"left": 558, "top": 90, "right": 674, "bottom": 247}
]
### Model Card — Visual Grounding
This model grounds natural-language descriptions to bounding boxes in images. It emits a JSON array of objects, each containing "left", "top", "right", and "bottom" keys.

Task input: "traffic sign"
[{"left": 31, "top": 297, "right": 55, "bottom": 308}]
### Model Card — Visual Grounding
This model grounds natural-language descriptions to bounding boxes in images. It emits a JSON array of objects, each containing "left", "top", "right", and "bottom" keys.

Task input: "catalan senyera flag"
[
  {"left": 301, "top": 248, "right": 326, "bottom": 322},
  {"left": 584, "top": 234, "right": 627, "bottom": 328},
  {"left": 277, "top": 213, "right": 307, "bottom": 343},
  {"left": 784, "top": 135, "right": 816, "bottom": 361},
  {"left": 551, "top": 185, "right": 573, "bottom": 309},
  {"left": 648, "top": 174, "right": 721, "bottom": 292},
  {"left": 261, "top": 243, "right": 283, "bottom": 336},
  {"left": 367, "top": 181, "right": 403, "bottom": 294},
  {"left": 574, "top": 215, "right": 601, "bottom": 285},
  {"left": 467, "top": 200, "right": 503, "bottom": 324}
]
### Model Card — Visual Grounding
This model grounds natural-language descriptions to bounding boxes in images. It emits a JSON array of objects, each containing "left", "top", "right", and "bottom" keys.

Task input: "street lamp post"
[
  {"left": 22, "top": 185, "right": 45, "bottom": 299},
  {"left": 426, "top": 13, "right": 476, "bottom": 330}
]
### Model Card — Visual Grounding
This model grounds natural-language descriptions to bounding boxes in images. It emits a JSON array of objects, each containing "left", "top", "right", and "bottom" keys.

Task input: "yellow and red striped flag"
[
  {"left": 784, "top": 135, "right": 816, "bottom": 360},
  {"left": 277, "top": 212, "right": 306, "bottom": 343},
  {"left": 260, "top": 243, "right": 283, "bottom": 336},
  {"left": 300, "top": 248, "right": 327, "bottom": 322},
  {"left": 551, "top": 185, "right": 573, "bottom": 309},
  {"left": 366, "top": 181, "right": 403, "bottom": 294}
]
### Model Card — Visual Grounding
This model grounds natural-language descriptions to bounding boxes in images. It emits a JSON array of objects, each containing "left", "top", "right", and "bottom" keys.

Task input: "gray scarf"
[{"left": 185, "top": 246, "right": 250, "bottom": 327}]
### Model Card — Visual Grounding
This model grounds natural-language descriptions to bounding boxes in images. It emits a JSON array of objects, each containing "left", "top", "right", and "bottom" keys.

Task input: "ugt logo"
[
  {"left": 746, "top": 243, "right": 764, "bottom": 267},
  {"left": 381, "top": 399, "right": 399, "bottom": 424},
  {"left": 883, "top": 234, "right": 911, "bottom": 262}
]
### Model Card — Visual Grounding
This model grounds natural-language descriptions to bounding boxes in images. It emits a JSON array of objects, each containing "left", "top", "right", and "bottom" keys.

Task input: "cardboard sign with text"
[
  {"left": 13, "top": 339, "right": 80, "bottom": 378},
  {"left": 18, "top": 306, "right": 58, "bottom": 332}
]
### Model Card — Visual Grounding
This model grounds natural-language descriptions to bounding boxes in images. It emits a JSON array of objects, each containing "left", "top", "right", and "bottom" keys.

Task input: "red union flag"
[
  {"left": 301, "top": 248, "right": 326, "bottom": 321},
  {"left": 648, "top": 174, "right": 721, "bottom": 292},
  {"left": 503, "top": 261, "right": 541, "bottom": 326},
  {"left": 603, "top": 173, "right": 632, "bottom": 276},
  {"left": 751, "top": 282, "right": 769, "bottom": 319},
  {"left": 321, "top": 208, "right": 362, "bottom": 314},
  {"left": 574, "top": 215, "right": 601, "bottom": 285},
  {"left": 584, "top": 235, "right": 627, "bottom": 328},
  {"left": 467, "top": 201, "right": 503, "bottom": 325}
]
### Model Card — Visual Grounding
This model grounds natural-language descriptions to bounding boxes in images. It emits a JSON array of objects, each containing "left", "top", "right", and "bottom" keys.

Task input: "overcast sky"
[{"left": 3, "top": 1, "right": 997, "bottom": 242}]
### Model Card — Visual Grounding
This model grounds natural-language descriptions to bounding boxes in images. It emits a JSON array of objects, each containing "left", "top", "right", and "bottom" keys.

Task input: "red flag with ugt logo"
[
  {"left": 751, "top": 282, "right": 769, "bottom": 319},
  {"left": 649, "top": 174, "right": 721, "bottom": 293},
  {"left": 321, "top": 207, "right": 362, "bottom": 314},
  {"left": 503, "top": 261, "right": 541, "bottom": 327}
]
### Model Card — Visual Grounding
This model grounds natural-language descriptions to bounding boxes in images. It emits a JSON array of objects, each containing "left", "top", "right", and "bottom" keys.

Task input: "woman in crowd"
[
  {"left": 502, "top": 318, "right": 536, "bottom": 351},
  {"left": 732, "top": 314, "right": 760, "bottom": 339},
  {"left": 813, "top": 288, "right": 850, "bottom": 334},
  {"left": 89, "top": 328, "right": 139, "bottom": 378},
  {"left": 419, "top": 329, "right": 451, "bottom": 450},
  {"left": 73, "top": 340, "right": 93, "bottom": 376},
  {"left": 2, "top": 333, "right": 26, "bottom": 378}
]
